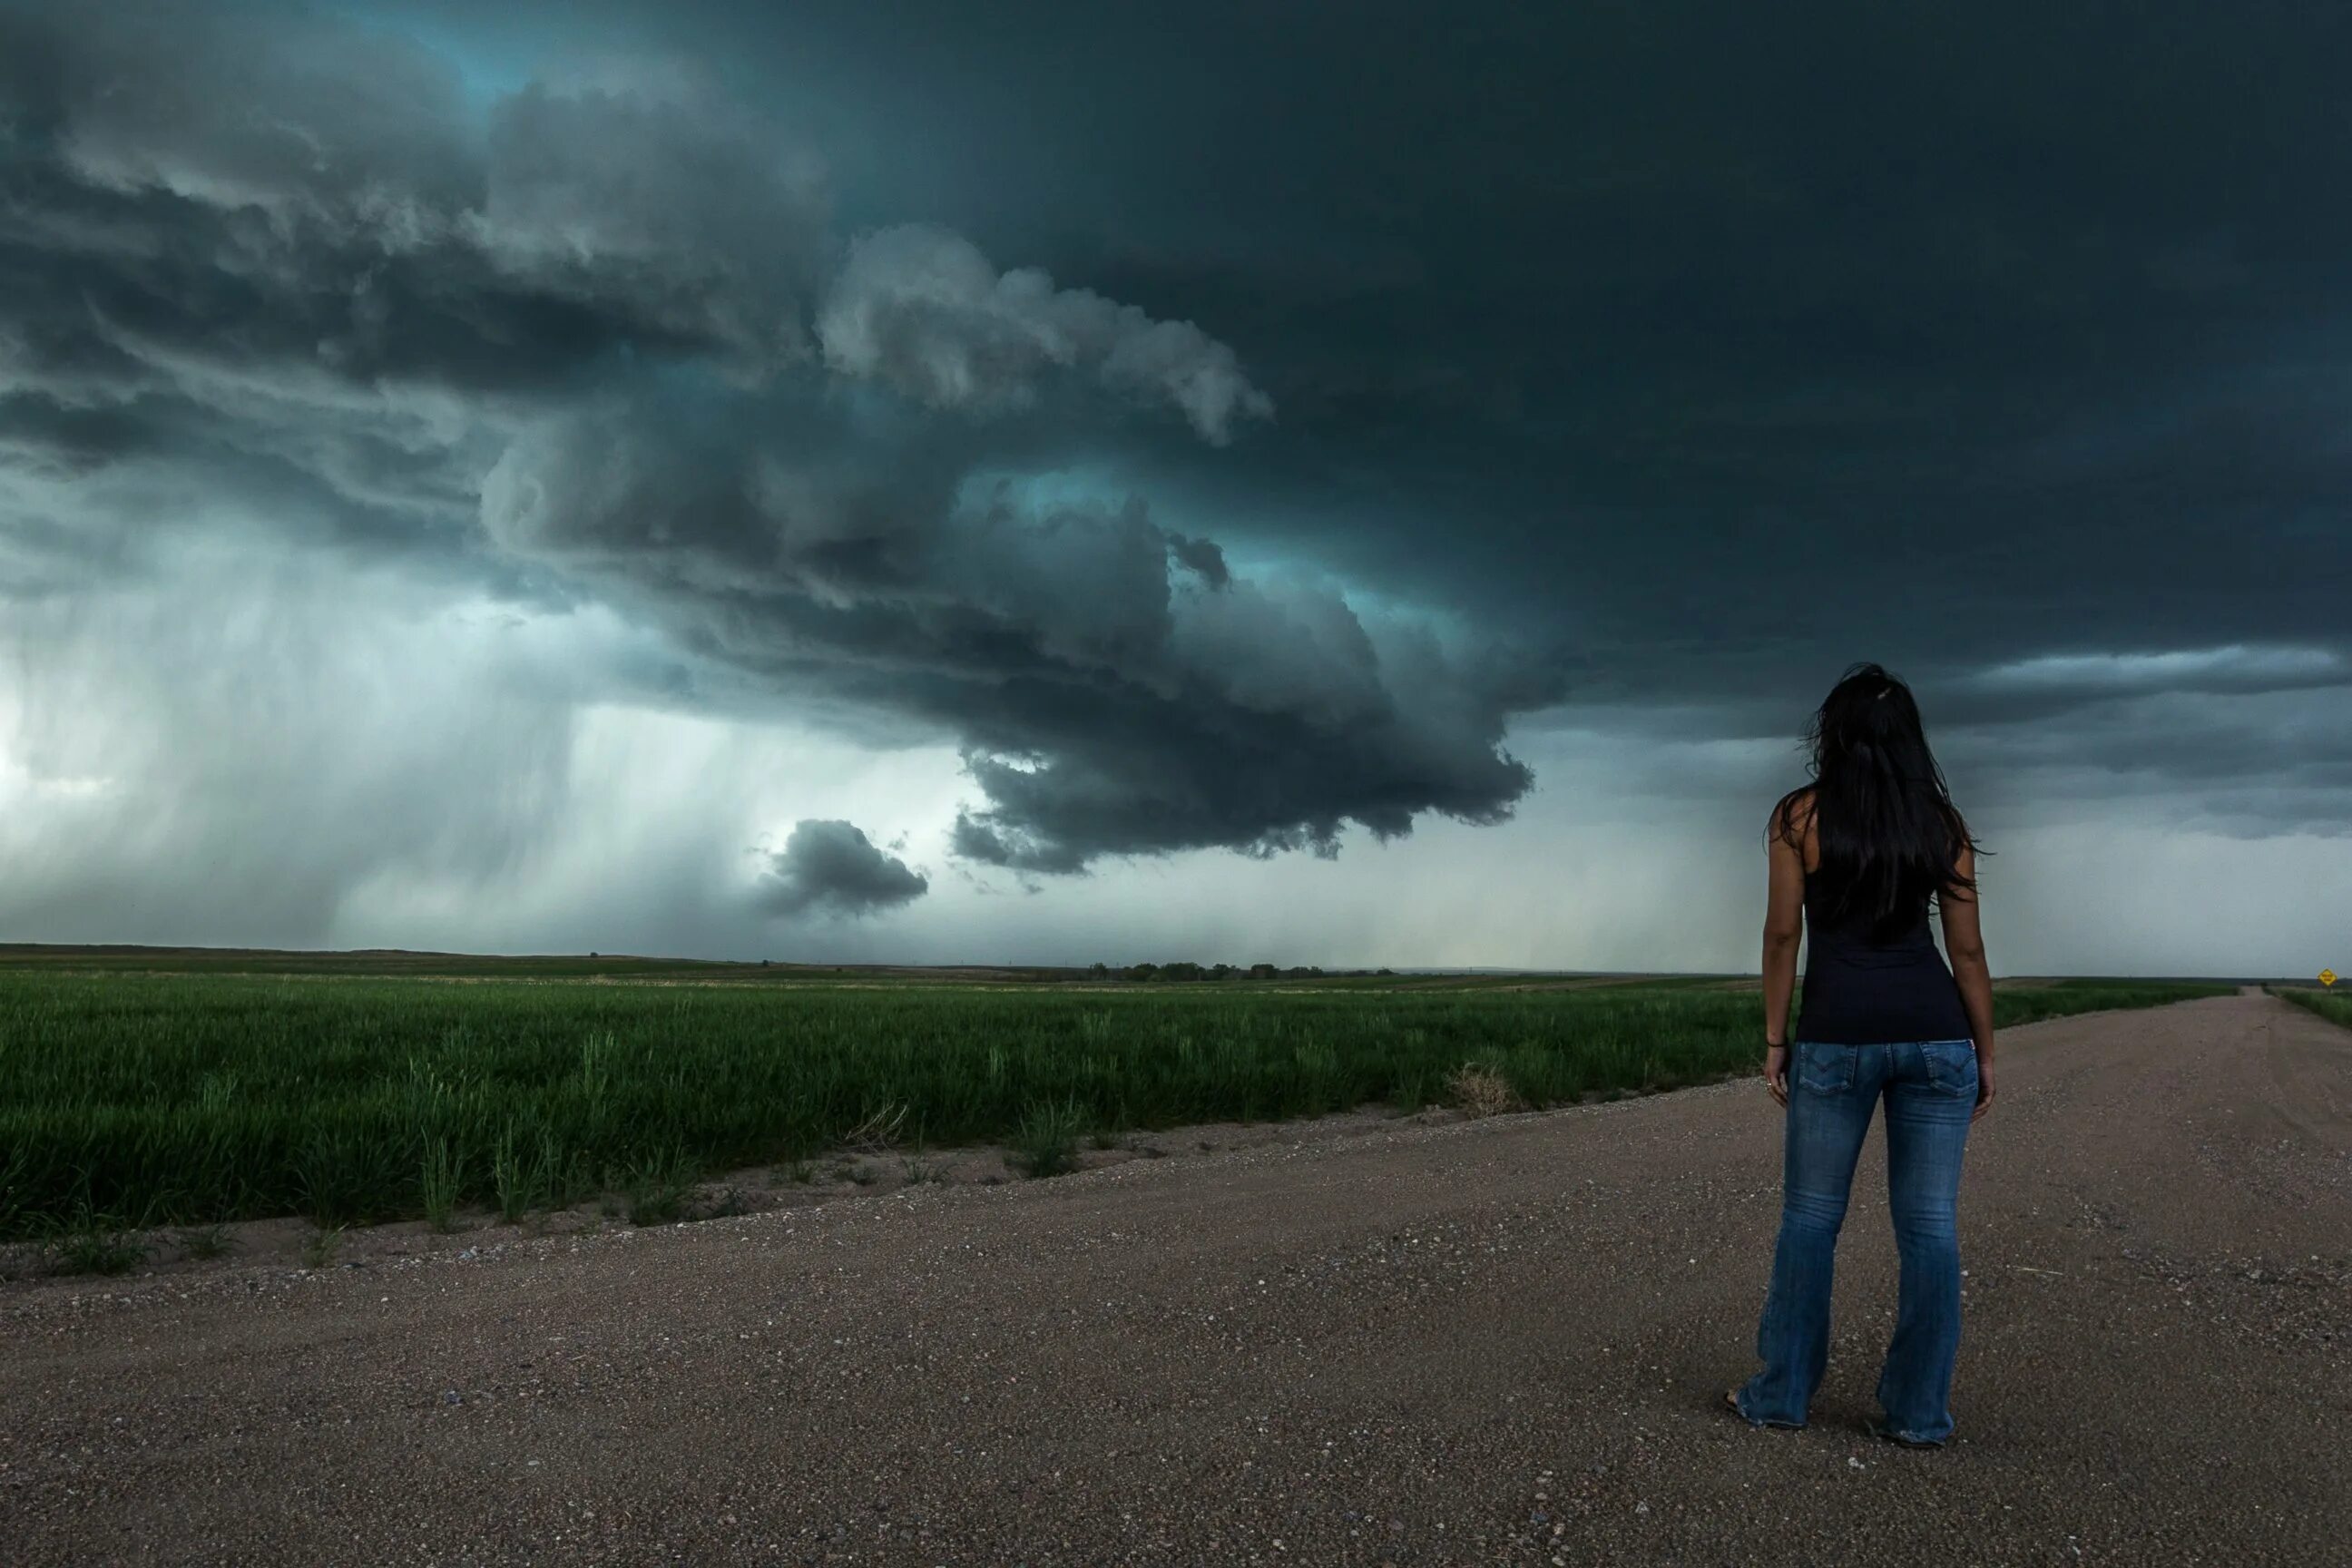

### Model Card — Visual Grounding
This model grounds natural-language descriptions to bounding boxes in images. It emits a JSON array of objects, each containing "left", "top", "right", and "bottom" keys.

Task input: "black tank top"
[{"left": 1794, "top": 873, "right": 1972, "bottom": 1045}]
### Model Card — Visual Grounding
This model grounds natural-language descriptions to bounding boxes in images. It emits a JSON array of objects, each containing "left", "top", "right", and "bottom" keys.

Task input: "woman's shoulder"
[
  {"left": 1766, "top": 784, "right": 1817, "bottom": 852},
  {"left": 1768, "top": 783, "right": 1818, "bottom": 830}
]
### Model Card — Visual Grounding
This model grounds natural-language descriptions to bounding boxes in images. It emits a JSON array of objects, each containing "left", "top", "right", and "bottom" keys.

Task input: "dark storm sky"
[{"left": 1, "top": 0, "right": 2345, "bottom": 971}]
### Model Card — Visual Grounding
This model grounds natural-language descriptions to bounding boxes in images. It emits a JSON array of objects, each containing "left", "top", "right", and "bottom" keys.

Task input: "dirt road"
[{"left": 4, "top": 989, "right": 2346, "bottom": 1565}]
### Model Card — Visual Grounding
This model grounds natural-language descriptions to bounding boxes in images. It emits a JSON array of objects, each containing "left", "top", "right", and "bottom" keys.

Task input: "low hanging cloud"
[
  {"left": 479, "top": 400, "right": 1548, "bottom": 871},
  {"left": 0, "top": 0, "right": 1552, "bottom": 889},
  {"left": 755, "top": 820, "right": 929, "bottom": 918}
]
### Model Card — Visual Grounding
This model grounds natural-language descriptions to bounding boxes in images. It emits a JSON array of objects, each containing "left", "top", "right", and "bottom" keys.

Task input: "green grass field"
[
  {"left": 2274, "top": 986, "right": 2352, "bottom": 1031},
  {"left": 0, "top": 959, "right": 2233, "bottom": 1243}
]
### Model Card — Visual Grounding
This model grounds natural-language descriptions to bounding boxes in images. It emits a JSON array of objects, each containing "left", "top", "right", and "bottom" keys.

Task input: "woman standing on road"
[{"left": 1727, "top": 662, "right": 1997, "bottom": 1448}]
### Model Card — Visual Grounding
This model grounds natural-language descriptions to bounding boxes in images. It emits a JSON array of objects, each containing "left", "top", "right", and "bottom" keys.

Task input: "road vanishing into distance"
[{"left": 5, "top": 989, "right": 2346, "bottom": 1564}]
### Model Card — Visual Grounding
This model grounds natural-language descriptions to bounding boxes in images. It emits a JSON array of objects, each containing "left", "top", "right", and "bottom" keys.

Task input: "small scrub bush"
[
  {"left": 843, "top": 1102, "right": 909, "bottom": 1154},
  {"left": 1446, "top": 1062, "right": 1523, "bottom": 1118}
]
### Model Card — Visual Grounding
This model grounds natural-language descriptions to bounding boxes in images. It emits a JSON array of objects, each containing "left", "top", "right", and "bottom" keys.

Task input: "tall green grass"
[
  {"left": 2274, "top": 987, "right": 2352, "bottom": 1031},
  {"left": 0, "top": 972, "right": 2229, "bottom": 1239}
]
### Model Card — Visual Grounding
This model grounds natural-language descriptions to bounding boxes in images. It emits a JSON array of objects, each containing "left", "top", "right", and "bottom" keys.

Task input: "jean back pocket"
[
  {"left": 1921, "top": 1039, "right": 1978, "bottom": 1096},
  {"left": 1796, "top": 1040, "right": 1856, "bottom": 1094}
]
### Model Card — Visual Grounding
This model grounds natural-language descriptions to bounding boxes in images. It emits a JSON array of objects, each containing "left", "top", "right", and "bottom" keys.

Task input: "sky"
[{"left": 1, "top": 0, "right": 2347, "bottom": 976}]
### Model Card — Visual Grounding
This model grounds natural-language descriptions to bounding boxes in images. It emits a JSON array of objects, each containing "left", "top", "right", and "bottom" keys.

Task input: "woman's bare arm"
[
  {"left": 1939, "top": 838, "right": 1997, "bottom": 1119},
  {"left": 1760, "top": 795, "right": 1807, "bottom": 1103}
]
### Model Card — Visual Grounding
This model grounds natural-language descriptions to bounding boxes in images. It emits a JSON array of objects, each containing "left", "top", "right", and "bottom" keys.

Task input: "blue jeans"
[{"left": 1736, "top": 1037, "right": 1977, "bottom": 1444}]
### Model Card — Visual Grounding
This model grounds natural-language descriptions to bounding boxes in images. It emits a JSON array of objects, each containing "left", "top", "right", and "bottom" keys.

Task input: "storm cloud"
[
  {"left": 2, "top": 0, "right": 2348, "bottom": 968},
  {"left": 476, "top": 396, "right": 1541, "bottom": 870},
  {"left": 755, "top": 819, "right": 928, "bottom": 918},
  {"left": 0, "top": 0, "right": 1544, "bottom": 883}
]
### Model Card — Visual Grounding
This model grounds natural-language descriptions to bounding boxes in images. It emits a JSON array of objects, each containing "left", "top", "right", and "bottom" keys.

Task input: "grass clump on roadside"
[
  {"left": 45, "top": 1199, "right": 152, "bottom": 1277},
  {"left": 0, "top": 968, "right": 2235, "bottom": 1240},
  {"left": 1011, "top": 1097, "right": 1087, "bottom": 1177},
  {"left": 490, "top": 1122, "right": 568, "bottom": 1223},
  {"left": 420, "top": 1138, "right": 465, "bottom": 1232},
  {"left": 176, "top": 1224, "right": 234, "bottom": 1259},
  {"left": 619, "top": 1147, "right": 700, "bottom": 1226}
]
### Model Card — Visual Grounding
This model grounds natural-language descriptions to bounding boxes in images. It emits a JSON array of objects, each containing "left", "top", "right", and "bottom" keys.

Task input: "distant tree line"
[{"left": 1086, "top": 961, "right": 1396, "bottom": 983}]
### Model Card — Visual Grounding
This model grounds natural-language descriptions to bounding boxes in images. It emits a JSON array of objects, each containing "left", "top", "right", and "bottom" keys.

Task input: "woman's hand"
[
  {"left": 1764, "top": 1044, "right": 1788, "bottom": 1106},
  {"left": 1973, "top": 1054, "right": 1996, "bottom": 1121}
]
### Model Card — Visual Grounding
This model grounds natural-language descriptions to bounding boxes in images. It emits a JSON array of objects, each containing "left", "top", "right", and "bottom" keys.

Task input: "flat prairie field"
[{"left": 0, "top": 956, "right": 2232, "bottom": 1241}]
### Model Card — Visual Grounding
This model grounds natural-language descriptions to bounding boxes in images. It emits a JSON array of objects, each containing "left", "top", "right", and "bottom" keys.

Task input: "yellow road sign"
[{"left": 2323, "top": 969, "right": 2338, "bottom": 987}]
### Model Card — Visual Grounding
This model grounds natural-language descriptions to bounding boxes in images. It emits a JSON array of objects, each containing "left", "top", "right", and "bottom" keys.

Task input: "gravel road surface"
[{"left": 4, "top": 988, "right": 2346, "bottom": 1565}]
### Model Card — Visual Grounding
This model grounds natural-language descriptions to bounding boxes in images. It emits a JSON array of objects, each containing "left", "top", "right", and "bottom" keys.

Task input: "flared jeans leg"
[
  {"left": 1874, "top": 1050, "right": 1975, "bottom": 1444},
  {"left": 1736, "top": 1044, "right": 1874, "bottom": 1427}
]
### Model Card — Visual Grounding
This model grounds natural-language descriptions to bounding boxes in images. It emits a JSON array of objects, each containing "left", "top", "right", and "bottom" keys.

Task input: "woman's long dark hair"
[{"left": 1770, "top": 662, "right": 1986, "bottom": 941}]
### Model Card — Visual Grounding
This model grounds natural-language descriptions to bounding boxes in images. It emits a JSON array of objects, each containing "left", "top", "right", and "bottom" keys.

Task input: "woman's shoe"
[
  {"left": 1725, "top": 1388, "right": 1802, "bottom": 1430},
  {"left": 1865, "top": 1416, "right": 1946, "bottom": 1450}
]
